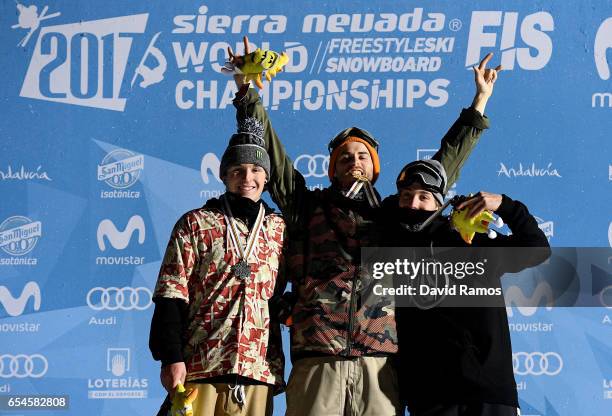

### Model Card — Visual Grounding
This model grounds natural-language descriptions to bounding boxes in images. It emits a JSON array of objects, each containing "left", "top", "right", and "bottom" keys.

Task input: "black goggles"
[
  {"left": 397, "top": 162, "right": 446, "bottom": 193},
  {"left": 328, "top": 127, "right": 379, "bottom": 154}
]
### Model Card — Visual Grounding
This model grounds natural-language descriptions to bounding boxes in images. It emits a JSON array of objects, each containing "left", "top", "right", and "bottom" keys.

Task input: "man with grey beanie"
[{"left": 149, "top": 117, "right": 287, "bottom": 416}]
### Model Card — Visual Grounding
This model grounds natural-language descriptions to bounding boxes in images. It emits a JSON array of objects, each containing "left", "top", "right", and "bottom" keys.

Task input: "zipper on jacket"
[{"left": 344, "top": 266, "right": 359, "bottom": 356}]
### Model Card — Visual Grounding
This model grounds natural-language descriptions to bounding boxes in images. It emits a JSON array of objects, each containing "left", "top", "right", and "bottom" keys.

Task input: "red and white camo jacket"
[{"left": 153, "top": 206, "right": 285, "bottom": 388}]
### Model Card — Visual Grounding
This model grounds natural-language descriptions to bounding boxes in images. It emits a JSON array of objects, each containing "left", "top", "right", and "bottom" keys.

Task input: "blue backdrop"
[{"left": 1, "top": 1, "right": 611, "bottom": 414}]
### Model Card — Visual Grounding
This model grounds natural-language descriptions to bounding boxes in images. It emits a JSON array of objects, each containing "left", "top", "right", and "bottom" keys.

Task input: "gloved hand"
[{"left": 222, "top": 36, "right": 288, "bottom": 89}]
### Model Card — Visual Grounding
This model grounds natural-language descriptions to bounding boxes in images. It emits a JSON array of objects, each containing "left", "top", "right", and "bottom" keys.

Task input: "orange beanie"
[{"left": 328, "top": 136, "right": 380, "bottom": 183}]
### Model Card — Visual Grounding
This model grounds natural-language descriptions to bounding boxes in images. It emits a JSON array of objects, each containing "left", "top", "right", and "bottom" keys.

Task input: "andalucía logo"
[
  {"left": 0, "top": 216, "right": 41, "bottom": 259},
  {"left": 15, "top": 3, "right": 166, "bottom": 112},
  {"left": 0, "top": 165, "right": 52, "bottom": 181},
  {"left": 98, "top": 149, "right": 144, "bottom": 198}
]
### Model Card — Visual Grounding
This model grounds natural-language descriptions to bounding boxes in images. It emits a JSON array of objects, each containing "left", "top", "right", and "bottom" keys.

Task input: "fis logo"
[
  {"left": 98, "top": 149, "right": 144, "bottom": 189},
  {"left": 466, "top": 11, "right": 554, "bottom": 70},
  {"left": 595, "top": 17, "right": 612, "bottom": 80},
  {"left": 97, "top": 215, "right": 145, "bottom": 251},
  {"left": 17, "top": 5, "right": 166, "bottom": 112},
  {"left": 0, "top": 281, "right": 41, "bottom": 317},
  {"left": 0, "top": 216, "right": 42, "bottom": 256}
]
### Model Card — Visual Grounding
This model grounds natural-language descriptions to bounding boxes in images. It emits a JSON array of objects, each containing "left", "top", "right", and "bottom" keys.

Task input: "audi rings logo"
[
  {"left": 294, "top": 154, "right": 329, "bottom": 178},
  {"left": 513, "top": 352, "right": 563, "bottom": 376},
  {"left": 87, "top": 287, "right": 152, "bottom": 311},
  {"left": 0, "top": 354, "right": 48, "bottom": 378}
]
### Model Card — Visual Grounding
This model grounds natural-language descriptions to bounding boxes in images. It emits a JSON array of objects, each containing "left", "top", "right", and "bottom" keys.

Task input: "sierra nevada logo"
[{"left": 15, "top": 3, "right": 166, "bottom": 111}]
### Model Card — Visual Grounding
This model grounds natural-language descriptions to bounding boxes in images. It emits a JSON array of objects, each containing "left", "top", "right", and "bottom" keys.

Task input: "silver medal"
[{"left": 232, "top": 260, "right": 251, "bottom": 280}]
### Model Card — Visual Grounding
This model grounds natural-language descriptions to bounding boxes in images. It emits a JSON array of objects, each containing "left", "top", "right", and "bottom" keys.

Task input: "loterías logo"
[{"left": 14, "top": 2, "right": 166, "bottom": 111}]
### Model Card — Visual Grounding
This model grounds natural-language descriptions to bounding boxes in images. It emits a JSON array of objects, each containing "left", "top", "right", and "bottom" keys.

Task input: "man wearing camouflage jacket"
[{"left": 230, "top": 38, "right": 501, "bottom": 416}]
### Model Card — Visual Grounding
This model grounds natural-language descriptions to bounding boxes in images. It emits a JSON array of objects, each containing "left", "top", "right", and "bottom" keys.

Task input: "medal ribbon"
[
  {"left": 222, "top": 195, "right": 266, "bottom": 265},
  {"left": 344, "top": 178, "right": 381, "bottom": 208}
]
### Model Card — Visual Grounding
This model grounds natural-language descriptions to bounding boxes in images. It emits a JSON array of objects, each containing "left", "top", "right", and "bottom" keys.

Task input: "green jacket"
[{"left": 233, "top": 87, "right": 489, "bottom": 358}]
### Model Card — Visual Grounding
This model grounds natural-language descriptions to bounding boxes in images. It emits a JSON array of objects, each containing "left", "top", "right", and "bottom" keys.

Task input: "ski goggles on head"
[
  {"left": 328, "top": 127, "right": 379, "bottom": 154},
  {"left": 396, "top": 161, "right": 446, "bottom": 194}
]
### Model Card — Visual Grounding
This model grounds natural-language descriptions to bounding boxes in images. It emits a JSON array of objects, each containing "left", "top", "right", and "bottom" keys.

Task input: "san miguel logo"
[
  {"left": 0, "top": 216, "right": 42, "bottom": 266},
  {"left": 14, "top": 3, "right": 166, "bottom": 111},
  {"left": 98, "top": 149, "right": 144, "bottom": 198}
]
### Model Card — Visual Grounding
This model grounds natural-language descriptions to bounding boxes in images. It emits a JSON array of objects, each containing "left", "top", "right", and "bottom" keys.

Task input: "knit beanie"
[
  {"left": 327, "top": 127, "right": 380, "bottom": 183},
  {"left": 220, "top": 117, "right": 270, "bottom": 178},
  {"left": 396, "top": 159, "right": 447, "bottom": 206}
]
